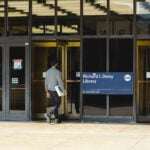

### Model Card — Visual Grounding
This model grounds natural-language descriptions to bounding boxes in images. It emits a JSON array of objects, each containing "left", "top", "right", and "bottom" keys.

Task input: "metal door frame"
[
  {"left": 5, "top": 39, "right": 30, "bottom": 121},
  {"left": 0, "top": 43, "right": 5, "bottom": 120}
]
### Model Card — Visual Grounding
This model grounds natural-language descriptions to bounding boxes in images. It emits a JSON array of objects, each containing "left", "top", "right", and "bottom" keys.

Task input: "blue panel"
[{"left": 82, "top": 72, "right": 133, "bottom": 95}]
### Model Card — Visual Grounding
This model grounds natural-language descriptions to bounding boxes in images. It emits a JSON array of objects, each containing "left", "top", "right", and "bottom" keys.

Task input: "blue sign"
[{"left": 82, "top": 72, "right": 133, "bottom": 95}]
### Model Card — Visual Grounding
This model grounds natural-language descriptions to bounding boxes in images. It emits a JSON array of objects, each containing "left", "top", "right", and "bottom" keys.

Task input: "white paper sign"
[
  {"left": 146, "top": 72, "right": 150, "bottom": 78},
  {"left": 13, "top": 59, "right": 23, "bottom": 70}
]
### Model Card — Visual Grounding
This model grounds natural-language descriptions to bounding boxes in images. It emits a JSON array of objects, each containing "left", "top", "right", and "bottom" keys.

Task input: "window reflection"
[
  {"left": 57, "top": 0, "right": 80, "bottom": 35},
  {"left": 7, "top": 0, "right": 29, "bottom": 36},
  {"left": 137, "top": 0, "right": 150, "bottom": 35},
  {"left": 110, "top": 0, "right": 133, "bottom": 35},
  {"left": 32, "top": 0, "right": 55, "bottom": 35},
  {"left": 0, "top": 0, "right": 4, "bottom": 36},
  {"left": 83, "top": 0, "right": 107, "bottom": 35}
]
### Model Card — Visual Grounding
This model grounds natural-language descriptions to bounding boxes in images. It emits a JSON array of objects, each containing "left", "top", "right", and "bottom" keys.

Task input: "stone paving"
[{"left": 0, "top": 121, "right": 150, "bottom": 150}]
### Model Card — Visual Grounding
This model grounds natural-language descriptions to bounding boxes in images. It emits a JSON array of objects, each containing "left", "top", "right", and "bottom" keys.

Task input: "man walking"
[{"left": 45, "top": 59, "right": 66, "bottom": 123}]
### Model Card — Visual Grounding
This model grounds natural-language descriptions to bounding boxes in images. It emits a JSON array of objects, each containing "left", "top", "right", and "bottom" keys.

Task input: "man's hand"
[
  {"left": 62, "top": 91, "right": 67, "bottom": 96},
  {"left": 46, "top": 92, "right": 51, "bottom": 99}
]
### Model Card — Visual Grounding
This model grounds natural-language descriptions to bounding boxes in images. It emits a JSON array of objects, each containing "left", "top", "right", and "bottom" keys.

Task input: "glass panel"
[
  {"left": 83, "top": 39, "right": 106, "bottom": 72},
  {"left": 57, "top": 0, "right": 80, "bottom": 35},
  {"left": 138, "top": 83, "right": 150, "bottom": 116},
  {"left": 109, "top": 95, "right": 133, "bottom": 116},
  {"left": 83, "top": 95, "right": 106, "bottom": 116},
  {"left": 0, "top": 0, "right": 4, "bottom": 36},
  {"left": 83, "top": 39, "right": 106, "bottom": 116},
  {"left": 137, "top": 0, "right": 150, "bottom": 35},
  {"left": 83, "top": 0, "right": 107, "bottom": 35},
  {"left": 0, "top": 47, "right": 2, "bottom": 111},
  {"left": 67, "top": 46, "right": 80, "bottom": 114},
  {"left": 137, "top": 45, "right": 150, "bottom": 116},
  {"left": 9, "top": 47, "right": 25, "bottom": 111},
  {"left": 138, "top": 46, "right": 150, "bottom": 81},
  {"left": 7, "top": 0, "right": 29, "bottom": 36},
  {"left": 110, "top": 0, "right": 133, "bottom": 35},
  {"left": 32, "top": 0, "right": 55, "bottom": 35},
  {"left": 109, "top": 39, "right": 133, "bottom": 72},
  {"left": 67, "top": 47, "right": 80, "bottom": 80}
]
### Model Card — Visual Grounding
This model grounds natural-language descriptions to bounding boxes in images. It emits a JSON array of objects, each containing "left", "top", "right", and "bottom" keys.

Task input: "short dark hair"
[{"left": 50, "top": 59, "right": 57, "bottom": 67}]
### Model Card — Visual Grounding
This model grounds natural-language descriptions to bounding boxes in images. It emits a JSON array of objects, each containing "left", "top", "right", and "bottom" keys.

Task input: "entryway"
[{"left": 31, "top": 41, "right": 80, "bottom": 120}]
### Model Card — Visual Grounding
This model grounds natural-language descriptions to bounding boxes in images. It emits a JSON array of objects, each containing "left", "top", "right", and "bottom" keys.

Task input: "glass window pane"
[
  {"left": 0, "top": 47, "right": 2, "bottom": 111},
  {"left": 83, "top": 0, "right": 107, "bottom": 35},
  {"left": 137, "top": 0, "right": 150, "bottom": 35},
  {"left": 110, "top": 0, "right": 133, "bottom": 35},
  {"left": 8, "top": 0, "right": 29, "bottom": 36},
  {"left": 83, "top": 95, "right": 106, "bottom": 116},
  {"left": 109, "top": 95, "right": 133, "bottom": 116},
  {"left": 138, "top": 83, "right": 150, "bottom": 116},
  {"left": 0, "top": 0, "right": 4, "bottom": 36},
  {"left": 67, "top": 47, "right": 80, "bottom": 80},
  {"left": 9, "top": 47, "right": 25, "bottom": 111},
  {"left": 57, "top": 0, "right": 80, "bottom": 35},
  {"left": 32, "top": 0, "right": 55, "bottom": 35},
  {"left": 83, "top": 39, "right": 106, "bottom": 72},
  {"left": 109, "top": 39, "right": 133, "bottom": 72}
]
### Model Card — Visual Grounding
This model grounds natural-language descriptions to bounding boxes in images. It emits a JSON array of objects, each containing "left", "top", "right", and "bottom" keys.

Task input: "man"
[{"left": 45, "top": 59, "right": 66, "bottom": 123}]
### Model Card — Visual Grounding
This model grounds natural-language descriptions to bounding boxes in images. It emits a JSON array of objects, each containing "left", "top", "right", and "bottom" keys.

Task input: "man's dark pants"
[{"left": 48, "top": 90, "right": 61, "bottom": 120}]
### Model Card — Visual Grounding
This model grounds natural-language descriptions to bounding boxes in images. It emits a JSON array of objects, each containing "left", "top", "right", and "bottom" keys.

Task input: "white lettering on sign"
[
  {"left": 83, "top": 73, "right": 114, "bottom": 79},
  {"left": 99, "top": 74, "right": 114, "bottom": 79},
  {"left": 83, "top": 79, "right": 96, "bottom": 84},
  {"left": 83, "top": 73, "right": 99, "bottom": 79}
]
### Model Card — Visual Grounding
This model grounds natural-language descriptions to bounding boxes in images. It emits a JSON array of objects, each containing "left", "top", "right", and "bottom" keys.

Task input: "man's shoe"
[
  {"left": 44, "top": 113, "right": 51, "bottom": 123},
  {"left": 54, "top": 119, "right": 61, "bottom": 124},
  {"left": 47, "top": 106, "right": 55, "bottom": 115}
]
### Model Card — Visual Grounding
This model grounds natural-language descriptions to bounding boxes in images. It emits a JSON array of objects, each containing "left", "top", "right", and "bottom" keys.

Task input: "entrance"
[
  {"left": 0, "top": 39, "right": 30, "bottom": 121},
  {"left": 32, "top": 41, "right": 80, "bottom": 120},
  {"left": 136, "top": 40, "right": 150, "bottom": 122}
]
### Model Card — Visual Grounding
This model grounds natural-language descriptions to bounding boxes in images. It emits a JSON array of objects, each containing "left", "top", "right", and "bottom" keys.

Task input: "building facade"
[{"left": 0, "top": 0, "right": 150, "bottom": 122}]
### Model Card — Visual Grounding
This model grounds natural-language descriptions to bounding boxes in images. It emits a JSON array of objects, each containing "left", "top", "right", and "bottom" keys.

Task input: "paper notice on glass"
[
  {"left": 55, "top": 86, "right": 64, "bottom": 97},
  {"left": 13, "top": 59, "right": 23, "bottom": 70}
]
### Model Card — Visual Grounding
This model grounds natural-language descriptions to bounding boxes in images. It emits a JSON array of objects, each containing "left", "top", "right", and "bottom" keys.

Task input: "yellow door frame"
[
  {"left": 64, "top": 42, "right": 80, "bottom": 116},
  {"left": 136, "top": 40, "right": 150, "bottom": 121}
]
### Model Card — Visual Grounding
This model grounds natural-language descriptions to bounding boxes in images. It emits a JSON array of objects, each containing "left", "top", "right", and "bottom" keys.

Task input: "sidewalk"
[{"left": 0, "top": 121, "right": 150, "bottom": 150}]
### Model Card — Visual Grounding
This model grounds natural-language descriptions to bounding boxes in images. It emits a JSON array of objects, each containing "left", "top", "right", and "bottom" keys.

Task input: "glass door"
[
  {"left": 136, "top": 40, "right": 150, "bottom": 122},
  {"left": 5, "top": 41, "right": 30, "bottom": 120},
  {"left": 32, "top": 41, "right": 80, "bottom": 120},
  {"left": 65, "top": 42, "right": 80, "bottom": 119},
  {"left": 31, "top": 42, "right": 64, "bottom": 120}
]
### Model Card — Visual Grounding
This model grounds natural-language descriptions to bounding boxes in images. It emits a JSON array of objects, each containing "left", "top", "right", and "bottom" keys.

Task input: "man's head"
[{"left": 50, "top": 59, "right": 57, "bottom": 67}]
